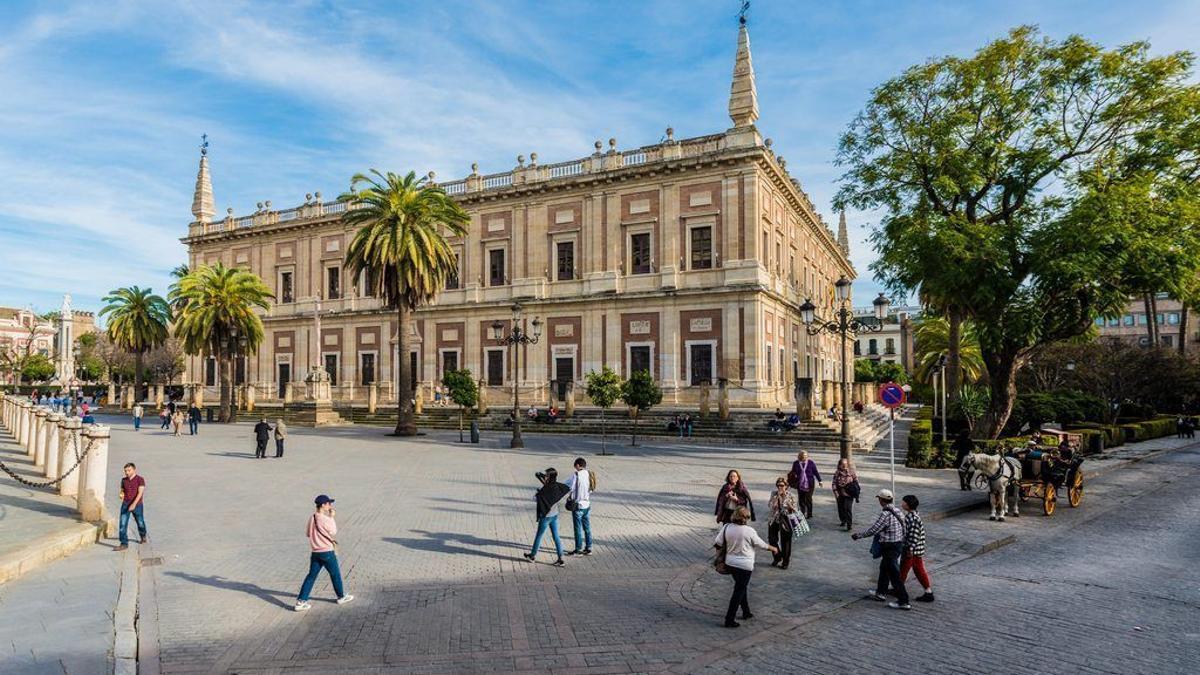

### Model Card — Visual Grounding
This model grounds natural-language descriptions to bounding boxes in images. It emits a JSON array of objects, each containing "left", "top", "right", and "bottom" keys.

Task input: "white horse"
[{"left": 961, "top": 452, "right": 1022, "bottom": 521}]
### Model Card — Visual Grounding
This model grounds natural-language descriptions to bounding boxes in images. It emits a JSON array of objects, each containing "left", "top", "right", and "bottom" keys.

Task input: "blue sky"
[{"left": 1, "top": 0, "right": 1197, "bottom": 317}]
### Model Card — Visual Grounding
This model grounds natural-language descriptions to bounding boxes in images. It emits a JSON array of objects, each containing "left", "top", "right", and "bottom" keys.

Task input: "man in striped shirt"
[
  {"left": 901, "top": 494, "right": 934, "bottom": 602},
  {"left": 852, "top": 489, "right": 910, "bottom": 610}
]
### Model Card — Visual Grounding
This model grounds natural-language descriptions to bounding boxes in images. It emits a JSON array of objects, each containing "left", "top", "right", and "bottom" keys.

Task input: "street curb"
[
  {"left": 0, "top": 519, "right": 110, "bottom": 586},
  {"left": 113, "top": 546, "right": 139, "bottom": 675}
]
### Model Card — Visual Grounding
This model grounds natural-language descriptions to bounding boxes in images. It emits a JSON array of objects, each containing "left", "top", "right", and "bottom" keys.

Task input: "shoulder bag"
[
  {"left": 565, "top": 473, "right": 580, "bottom": 512},
  {"left": 713, "top": 524, "right": 732, "bottom": 575}
]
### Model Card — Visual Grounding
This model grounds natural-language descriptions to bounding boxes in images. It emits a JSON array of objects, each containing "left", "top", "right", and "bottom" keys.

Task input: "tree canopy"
[{"left": 836, "top": 26, "right": 1200, "bottom": 437}]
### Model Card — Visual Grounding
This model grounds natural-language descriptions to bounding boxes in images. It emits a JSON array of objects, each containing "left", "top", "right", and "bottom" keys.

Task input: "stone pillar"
[
  {"left": 17, "top": 400, "right": 30, "bottom": 450},
  {"left": 32, "top": 406, "right": 49, "bottom": 465},
  {"left": 718, "top": 379, "right": 730, "bottom": 421},
  {"left": 107, "top": 382, "right": 117, "bottom": 406},
  {"left": 414, "top": 384, "right": 424, "bottom": 415},
  {"left": 194, "top": 385, "right": 204, "bottom": 408},
  {"left": 476, "top": 380, "right": 487, "bottom": 415},
  {"left": 367, "top": 382, "right": 378, "bottom": 414},
  {"left": 699, "top": 383, "right": 712, "bottom": 418},
  {"left": 44, "top": 412, "right": 63, "bottom": 478},
  {"left": 284, "top": 381, "right": 295, "bottom": 404},
  {"left": 565, "top": 381, "right": 576, "bottom": 417},
  {"left": 154, "top": 385, "right": 164, "bottom": 407},
  {"left": 122, "top": 384, "right": 133, "bottom": 409},
  {"left": 245, "top": 385, "right": 256, "bottom": 413},
  {"left": 78, "top": 425, "right": 110, "bottom": 522},
  {"left": 57, "top": 417, "right": 83, "bottom": 498}
]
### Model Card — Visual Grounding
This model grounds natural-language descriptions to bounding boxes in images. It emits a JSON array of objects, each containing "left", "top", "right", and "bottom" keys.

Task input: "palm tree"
[
  {"left": 99, "top": 287, "right": 172, "bottom": 404},
  {"left": 913, "top": 315, "right": 985, "bottom": 385},
  {"left": 169, "top": 264, "right": 190, "bottom": 313},
  {"left": 171, "top": 263, "right": 273, "bottom": 423},
  {"left": 339, "top": 170, "right": 470, "bottom": 436}
]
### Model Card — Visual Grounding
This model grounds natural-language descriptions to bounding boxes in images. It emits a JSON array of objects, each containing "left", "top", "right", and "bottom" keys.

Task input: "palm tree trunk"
[
  {"left": 1179, "top": 305, "right": 1190, "bottom": 356},
  {"left": 219, "top": 351, "right": 233, "bottom": 423},
  {"left": 395, "top": 300, "right": 417, "bottom": 436},
  {"left": 134, "top": 350, "right": 144, "bottom": 404},
  {"left": 946, "top": 309, "right": 962, "bottom": 405}
]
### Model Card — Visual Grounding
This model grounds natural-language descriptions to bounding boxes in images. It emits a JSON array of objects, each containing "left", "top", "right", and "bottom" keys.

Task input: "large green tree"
[
  {"left": 100, "top": 286, "right": 171, "bottom": 404},
  {"left": 340, "top": 170, "right": 470, "bottom": 436},
  {"left": 836, "top": 26, "right": 1200, "bottom": 437},
  {"left": 912, "top": 316, "right": 985, "bottom": 385},
  {"left": 170, "top": 263, "right": 273, "bottom": 422}
]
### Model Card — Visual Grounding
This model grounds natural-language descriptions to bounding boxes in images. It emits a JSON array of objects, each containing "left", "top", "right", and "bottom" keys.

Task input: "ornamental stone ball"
[{"left": 594, "top": 140, "right": 602, "bottom": 153}]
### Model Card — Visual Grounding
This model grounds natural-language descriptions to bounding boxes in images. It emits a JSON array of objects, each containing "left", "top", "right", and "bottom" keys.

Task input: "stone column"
[
  {"left": 16, "top": 400, "right": 30, "bottom": 450},
  {"left": 32, "top": 406, "right": 49, "bottom": 464},
  {"left": 78, "top": 425, "right": 110, "bottom": 522},
  {"left": 414, "top": 384, "right": 424, "bottom": 415},
  {"left": 367, "top": 382, "right": 378, "bottom": 414},
  {"left": 43, "top": 412, "right": 63, "bottom": 478},
  {"left": 122, "top": 384, "right": 133, "bottom": 409},
  {"left": 476, "top": 380, "right": 487, "bottom": 415},
  {"left": 57, "top": 417, "right": 83, "bottom": 498},
  {"left": 245, "top": 385, "right": 256, "bottom": 413},
  {"left": 107, "top": 382, "right": 117, "bottom": 406},
  {"left": 565, "top": 381, "right": 576, "bottom": 417},
  {"left": 284, "top": 381, "right": 295, "bottom": 404},
  {"left": 718, "top": 379, "right": 730, "bottom": 421},
  {"left": 154, "top": 385, "right": 164, "bottom": 407},
  {"left": 699, "top": 383, "right": 712, "bottom": 418},
  {"left": 194, "top": 385, "right": 204, "bottom": 408}
]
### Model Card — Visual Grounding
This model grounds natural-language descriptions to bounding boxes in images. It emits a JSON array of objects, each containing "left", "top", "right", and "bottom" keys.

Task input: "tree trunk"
[
  {"left": 1143, "top": 293, "right": 1155, "bottom": 344},
  {"left": 599, "top": 407, "right": 608, "bottom": 455},
  {"left": 978, "top": 353, "right": 1022, "bottom": 439},
  {"left": 1149, "top": 293, "right": 1160, "bottom": 346},
  {"left": 630, "top": 410, "right": 638, "bottom": 446},
  {"left": 395, "top": 300, "right": 417, "bottom": 436},
  {"left": 134, "top": 350, "right": 144, "bottom": 405},
  {"left": 218, "top": 351, "right": 233, "bottom": 423},
  {"left": 946, "top": 309, "right": 962, "bottom": 404},
  {"left": 458, "top": 406, "right": 464, "bottom": 443},
  {"left": 1179, "top": 305, "right": 1190, "bottom": 356}
]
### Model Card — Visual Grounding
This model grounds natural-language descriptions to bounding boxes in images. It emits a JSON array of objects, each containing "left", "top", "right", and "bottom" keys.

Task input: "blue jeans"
[
  {"left": 189, "top": 419, "right": 198, "bottom": 435},
  {"left": 160, "top": 416, "right": 170, "bottom": 429},
  {"left": 572, "top": 507, "right": 592, "bottom": 551},
  {"left": 133, "top": 417, "right": 141, "bottom": 430},
  {"left": 118, "top": 503, "right": 146, "bottom": 546},
  {"left": 298, "top": 551, "right": 345, "bottom": 601},
  {"left": 529, "top": 514, "right": 563, "bottom": 559}
]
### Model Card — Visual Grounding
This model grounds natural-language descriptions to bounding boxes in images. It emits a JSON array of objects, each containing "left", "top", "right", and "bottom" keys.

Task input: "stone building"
[
  {"left": 181, "top": 24, "right": 856, "bottom": 411},
  {"left": 0, "top": 306, "right": 56, "bottom": 385},
  {"left": 1094, "top": 293, "right": 1195, "bottom": 353},
  {"left": 854, "top": 304, "right": 919, "bottom": 373}
]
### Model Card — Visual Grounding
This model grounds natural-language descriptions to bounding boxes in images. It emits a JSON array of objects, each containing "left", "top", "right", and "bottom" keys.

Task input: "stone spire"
[
  {"left": 727, "top": 19, "right": 759, "bottom": 128},
  {"left": 837, "top": 210, "right": 851, "bottom": 255},
  {"left": 191, "top": 134, "right": 215, "bottom": 224}
]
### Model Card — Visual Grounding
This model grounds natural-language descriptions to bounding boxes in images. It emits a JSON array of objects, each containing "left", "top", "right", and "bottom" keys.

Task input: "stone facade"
[
  {"left": 180, "top": 25, "right": 856, "bottom": 410},
  {"left": 1094, "top": 294, "right": 1195, "bottom": 353}
]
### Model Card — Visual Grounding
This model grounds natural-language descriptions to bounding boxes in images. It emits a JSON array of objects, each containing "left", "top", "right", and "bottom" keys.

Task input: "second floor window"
[
  {"left": 556, "top": 241, "right": 574, "bottom": 281},
  {"left": 327, "top": 266, "right": 341, "bottom": 300},
  {"left": 489, "top": 249, "right": 506, "bottom": 286},
  {"left": 361, "top": 268, "right": 376, "bottom": 297},
  {"left": 630, "top": 233, "right": 651, "bottom": 274},
  {"left": 869, "top": 338, "right": 878, "bottom": 355},
  {"left": 885, "top": 338, "right": 895, "bottom": 355},
  {"left": 690, "top": 227, "right": 712, "bottom": 270},
  {"left": 446, "top": 254, "right": 460, "bottom": 290},
  {"left": 280, "top": 271, "right": 294, "bottom": 304}
]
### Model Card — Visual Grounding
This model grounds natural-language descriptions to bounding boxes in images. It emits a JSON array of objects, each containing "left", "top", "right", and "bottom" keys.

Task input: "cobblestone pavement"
[{"left": 1, "top": 414, "right": 1196, "bottom": 674}]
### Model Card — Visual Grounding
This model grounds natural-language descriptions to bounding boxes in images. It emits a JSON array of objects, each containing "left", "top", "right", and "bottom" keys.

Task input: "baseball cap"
[
  {"left": 876, "top": 489, "right": 894, "bottom": 501},
  {"left": 314, "top": 494, "right": 335, "bottom": 506}
]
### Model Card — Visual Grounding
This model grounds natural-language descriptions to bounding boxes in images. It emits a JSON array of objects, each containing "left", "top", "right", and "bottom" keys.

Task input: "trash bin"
[
  {"left": 470, "top": 421, "right": 480, "bottom": 444},
  {"left": 206, "top": 408, "right": 214, "bottom": 423}
]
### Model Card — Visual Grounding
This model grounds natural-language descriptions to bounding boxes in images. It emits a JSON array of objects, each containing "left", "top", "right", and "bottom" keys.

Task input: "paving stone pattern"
[{"left": 2, "top": 412, "right": 1198, "bottom": 674}]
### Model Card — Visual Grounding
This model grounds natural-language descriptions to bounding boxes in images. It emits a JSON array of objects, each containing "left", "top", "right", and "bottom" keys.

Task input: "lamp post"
[
  {"left": 800, "top": 278, "right": 889, "bottom": 459},
  {"left": 491, "top": 303, "right": 542, "bottom": 449}
]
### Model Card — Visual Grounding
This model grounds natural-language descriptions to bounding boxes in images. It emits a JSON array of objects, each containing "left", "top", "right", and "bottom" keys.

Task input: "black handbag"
[
  {"left": 565, "top": 472, "right": 580, "bottom": 512},
  {"left": 713, "top": 525, "right": 732, "bottom": 575}
]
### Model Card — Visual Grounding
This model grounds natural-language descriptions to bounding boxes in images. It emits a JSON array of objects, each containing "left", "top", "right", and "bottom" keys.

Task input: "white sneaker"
[
  {"left": 336, "top": 594, "right": 355, "bottom": 605},
  {"left": 294, "top": 601, "right": 311, "bottom": 612},
  {"left": 865, "top": 590, "right": 886, "bottom": 601},
  {"left": 888, "top": 601, "right": 912, "bottom": 610}
]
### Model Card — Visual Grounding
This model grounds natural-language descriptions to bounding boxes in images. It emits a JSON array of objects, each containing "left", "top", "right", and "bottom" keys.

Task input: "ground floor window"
[
  {"left": 629, "top": 345, "right": 652, "bottom": 377},
  {"left": 360, "top": 353, "right": 375, "bottom": 386},
  {"left": 324, "top": 354, "right": 338, "bottom": 386},
  {"left": 486, "top": 349, "right": 505, "bottom": 386}
]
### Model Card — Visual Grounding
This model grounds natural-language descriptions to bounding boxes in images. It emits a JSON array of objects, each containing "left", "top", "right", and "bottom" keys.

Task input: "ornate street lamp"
[
  {"left": 800, "top": 278, "right": 890, "bottom": 459},
  {"left": 492, "top": 303, "right": 542, "bottom": 448}
]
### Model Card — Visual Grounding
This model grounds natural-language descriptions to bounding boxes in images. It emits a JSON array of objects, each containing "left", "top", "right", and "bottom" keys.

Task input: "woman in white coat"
[{"left": 714, "top": 506, "right": 777, "bottom": 628}]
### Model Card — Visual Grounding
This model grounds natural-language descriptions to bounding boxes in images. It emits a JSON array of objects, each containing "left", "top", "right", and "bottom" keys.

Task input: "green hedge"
[
  {"left": 1076, "top": 428, "right": 1104, "bottom": 454},
  {"left": 1138, "top": 418, "right": 1175, "bottom": 439},
  {"left": 906, "top": 419, "right": 934, "bottom": 467}
]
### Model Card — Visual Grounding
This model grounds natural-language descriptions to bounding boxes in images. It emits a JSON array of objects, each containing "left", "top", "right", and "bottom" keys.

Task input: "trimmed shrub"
[
  {"left": 1119, "top": 424, "right": 1145, "bottom": 442},
  {"left": 1138, "top": 418, "right": 1175, "bottom": 439},
  {"left": 1076, "top": 428, "right": 1104, "bottom": 455},
  {"left": 906, "top": 419, "right": 934, "bottom": 468}
]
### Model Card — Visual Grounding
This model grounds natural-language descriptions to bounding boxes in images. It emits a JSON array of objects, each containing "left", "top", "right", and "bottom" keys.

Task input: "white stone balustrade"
[{"left": 32, "top": 406, "right": 49, "bottom": 468}]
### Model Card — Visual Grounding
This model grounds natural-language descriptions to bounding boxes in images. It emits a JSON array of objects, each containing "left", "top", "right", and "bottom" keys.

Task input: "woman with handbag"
[
  {"left": 713, "top": 506, "right": 777, "bottom": 628},
  {"left": 767, "top": 476, "right": 798, "bottom": 569},
  {"left": 832, "top": 458, "right": 860, "bottom": 531},
  {"left": 715, "top": 470, "right": 755, "bottom": 524}
]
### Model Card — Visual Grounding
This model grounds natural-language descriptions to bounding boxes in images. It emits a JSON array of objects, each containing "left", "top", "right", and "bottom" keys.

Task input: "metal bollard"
[
  {"left": 78, "top": 425, "right": 110, "bottom": 522},
  {"left": 58, "top": 417, "right": 83, "bottom": 498}
]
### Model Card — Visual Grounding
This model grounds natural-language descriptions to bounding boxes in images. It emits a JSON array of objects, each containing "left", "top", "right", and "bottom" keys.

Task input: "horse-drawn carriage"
[{"left": 964, "top": 430, "right": 1085, "bottom": 518}]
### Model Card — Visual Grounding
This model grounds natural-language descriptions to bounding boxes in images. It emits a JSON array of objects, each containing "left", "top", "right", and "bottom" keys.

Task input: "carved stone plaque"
[{"left": 629, "top": 320, "right": 651, "bottom": 335}]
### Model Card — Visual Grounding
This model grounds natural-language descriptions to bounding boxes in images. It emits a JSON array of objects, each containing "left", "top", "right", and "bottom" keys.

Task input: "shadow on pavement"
[
  {"left": 382, "top": 530, "right": 526, "bottom": 562},
  {"left": 165, "top": 571, "right": 294, "bottom": 608}
]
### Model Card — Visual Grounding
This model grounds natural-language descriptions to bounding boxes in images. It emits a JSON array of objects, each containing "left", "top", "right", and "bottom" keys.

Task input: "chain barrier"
[{"left": 0, "top": 426, "right": 97, "bottom": 489}]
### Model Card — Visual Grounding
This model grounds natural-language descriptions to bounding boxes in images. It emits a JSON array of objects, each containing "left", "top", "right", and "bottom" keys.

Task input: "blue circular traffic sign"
[{"left": 879, "top": 383, "right": 906, "bottom": 409}]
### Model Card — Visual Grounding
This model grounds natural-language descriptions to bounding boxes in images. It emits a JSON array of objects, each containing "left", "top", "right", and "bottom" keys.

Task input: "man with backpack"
[
  {"left": 851, "top": 489, "right": 910, "bottom": 610},
  {"left": 565, "top": 457, "right": 594, "bottom": 556}
]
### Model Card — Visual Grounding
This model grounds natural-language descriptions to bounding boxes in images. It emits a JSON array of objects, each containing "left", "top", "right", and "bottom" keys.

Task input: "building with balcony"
[
  {"left": 180, "top": 23, "right": 856, "bottom": 410},
  {"left": 853, "top": 304, "right": 919, "bottom": 373}
]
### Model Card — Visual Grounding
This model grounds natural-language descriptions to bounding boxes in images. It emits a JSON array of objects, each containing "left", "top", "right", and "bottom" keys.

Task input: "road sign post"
[{"left": 878, "top": 383, "right": 907, "bottom": 497}]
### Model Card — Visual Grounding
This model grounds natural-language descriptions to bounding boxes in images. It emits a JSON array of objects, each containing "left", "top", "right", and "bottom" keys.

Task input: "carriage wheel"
[
  {"left": 1069, "top": 470, "right": 1084, "bottom": 507},
  {"left": 973, "top": 473, "right": 988, "bottom": 491},
  {"left": 1043, "top": 483, "right": 1056, "bottom": 516}
]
